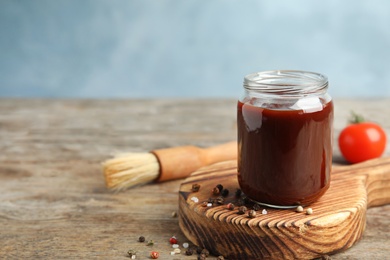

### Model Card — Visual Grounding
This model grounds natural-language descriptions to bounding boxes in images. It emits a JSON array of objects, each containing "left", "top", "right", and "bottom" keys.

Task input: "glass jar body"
[{"left": 237, "top": 70, "right": 334, "bottom": 207}]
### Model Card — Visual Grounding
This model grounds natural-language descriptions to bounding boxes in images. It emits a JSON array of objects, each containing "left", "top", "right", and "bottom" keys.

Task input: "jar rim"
[{"left": 243, "top": 70, "right": 328, "bottom": 97}]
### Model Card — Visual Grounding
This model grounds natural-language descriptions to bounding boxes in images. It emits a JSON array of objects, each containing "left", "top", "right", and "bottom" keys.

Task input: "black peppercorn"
[
  {"left": 196, "top": 247, "right": 203, "bottom": 254},
  {"left": 185, "top": 248, "right": 194, "bottom": 256},
  {"left": 216, "top": 184, "right": 223, "bottom": 191},
  {"left": 221, "top": 188, "right": 229, "bottom": 197},
  {"left": 138, "top": 236, "right": 145, "bottom": 242},
  {"left": 235, "top": 188, "right": 242, "bottom": 197},
  {"left": 253, "top": 203, "right": 261, "bottom": 211}
]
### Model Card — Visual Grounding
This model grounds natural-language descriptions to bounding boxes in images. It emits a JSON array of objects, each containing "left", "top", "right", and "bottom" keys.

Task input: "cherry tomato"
[{"left": 338, "top": 121, "right": 387, "bottom": 163}]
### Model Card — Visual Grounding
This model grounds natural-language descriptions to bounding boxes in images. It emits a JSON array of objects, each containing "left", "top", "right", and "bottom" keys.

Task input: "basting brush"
[{"left": 103, "top": 141, "right": 237, "bottom": 191}]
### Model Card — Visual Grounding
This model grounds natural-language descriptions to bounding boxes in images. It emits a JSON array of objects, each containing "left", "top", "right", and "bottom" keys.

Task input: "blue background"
[{"left": 1, "top": 0, "right": 390, "bottom": 98}]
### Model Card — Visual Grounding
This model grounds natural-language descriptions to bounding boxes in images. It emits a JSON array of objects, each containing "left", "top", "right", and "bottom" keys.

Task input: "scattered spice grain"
[
  {"left": 248, "top": 209, "right": 257, "bottom": 218},
  {"left": 201, "top": 248, "right": 210, "bottom": 257},
  {"left": 192, "top": 183, "right": 201, "bottom": 192},
  {"left": 306, "top": 208, "right": 313, "bottom": 215},
  {"left": 185, "top": 248, "right": 194, "bottom": 255},
  {"left": 127, "top": 249, "right": 136, "bottom": 259},
  {"left": 296, "top": 206, "right": 304, "bottom": 213},
  {"left": 238, "top": 206, "right": 247, "bottom": 215},
  {"left": 138, "top": 236, "right": 145, "bottom": 242},
  {"left": 226, "top": 203, "right": 235, "bottom": 210},
  {"left": 169, "top": 236, "right": 178, "bottom": 245},
  {"left": 212, "top": 186, "right": 221, "bottom": 195},
  {"left": 150, "top": 251, "right": 159, "bottom": 259},
  {"left": 221, "top": 188, "right": 229, "bottom": 197}
]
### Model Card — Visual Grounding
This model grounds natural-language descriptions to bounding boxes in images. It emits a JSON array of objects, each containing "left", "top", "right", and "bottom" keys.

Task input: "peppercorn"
[
  {"left": 226, "top": 203, "right": 235, "bottom": 210},
  {"left": 254, "top": 204, "right": 262, "bottom": 211},
  {"left": 236, "top": 198, "right": 245, "bottom": 206},
  {"left": 201, "top": 248, "right": 210, "bottom": 257},
  {"left": 215, "top": 196, "right": 224, "bottom": 205},
  {"left": 238, "top": 206, "right": 247, "bottom": 215},
  {"left": 138, "top": 236, "right": 145, "bottom": 242},
  {"left": 248, "top": 209, "right": 256, "bottom": 218},
  {"left": 198, "top": 254, "right": 206, "bottom": 260},
  {"left": 185, "top": 248, "right": 194, "bottom": 256},
  {"left": 235, "top": 188, "right": 242, "bottom": 197},
  {"left": 192, "top": 183, "right": 201, "bottom": 192},
  {"left": 150, "top": 251, "right": 159, "bottom": 259},
  {"left": 201, "top": 201, "right": 208, "bottom": 207},
  {"left": 212, "top": 186, "right": 220, "bottom": 195},
  {"left": 216, "top": 184, "right": 224, "bottom": 191},
  {"left": 196, "top": 247, "right": 203, "bottom": 254},
  {"left": 221, "top": 188, "right": 229, "bottom": 197},
  {"left": 127, "top": 249, "right": 136, "bottom": 259},
  {"left": 296, "top": 206, "right": 304, "bottom": 213},
  {"left": 306, "top": 208, "right": 313, "bottom": 215},
  {"left": 169, "top": 236, "right": 178, "bottom": 245},
  {"left": 147, "top": 240, "right": 154, "bottom": 246}
]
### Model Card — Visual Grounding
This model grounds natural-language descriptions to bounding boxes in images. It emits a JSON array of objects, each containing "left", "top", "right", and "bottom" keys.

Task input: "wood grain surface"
[
  {"left": 0, "top": 98, "right": 390, "bottom": 259},
  {"left": 179, "top": 157, "right": 390, "bottom": 259}
]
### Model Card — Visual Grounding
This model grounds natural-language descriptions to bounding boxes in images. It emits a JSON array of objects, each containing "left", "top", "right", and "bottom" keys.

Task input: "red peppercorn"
[
  {"left": 169, "top": 236, "right": 178, "bottom": 245},
  {"left": 150, "top": 251, "right": 159, "bottom": 259}
]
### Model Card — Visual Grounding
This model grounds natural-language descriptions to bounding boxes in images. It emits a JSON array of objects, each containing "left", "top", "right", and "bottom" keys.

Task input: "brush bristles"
[{"left": 102, "top": 152, "right": 160, "bottom": 191}]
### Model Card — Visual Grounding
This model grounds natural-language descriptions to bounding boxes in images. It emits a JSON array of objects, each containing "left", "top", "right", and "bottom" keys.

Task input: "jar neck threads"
[{"left": 243, "top": 70, "right": 328, "bottom": 98}]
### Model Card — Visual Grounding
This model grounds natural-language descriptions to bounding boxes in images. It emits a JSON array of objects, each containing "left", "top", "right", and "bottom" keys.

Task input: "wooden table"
[{"left": 1, "top": 98, "right": 389, "bottom": 259}]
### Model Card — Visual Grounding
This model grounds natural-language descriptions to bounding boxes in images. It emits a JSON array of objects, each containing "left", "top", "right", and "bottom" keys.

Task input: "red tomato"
[{"left": 338, "top": 122, "right": 387, "bottom": 163}]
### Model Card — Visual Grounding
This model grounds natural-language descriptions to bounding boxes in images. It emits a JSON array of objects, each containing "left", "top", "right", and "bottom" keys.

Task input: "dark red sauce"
[{"left": 237, "top": 100, "right": 334, "bottom": 206}]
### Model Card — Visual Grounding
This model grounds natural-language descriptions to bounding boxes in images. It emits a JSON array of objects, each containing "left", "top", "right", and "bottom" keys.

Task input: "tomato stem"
[{"left": 349, "top": 111, "right": 365, "bottom": 124}]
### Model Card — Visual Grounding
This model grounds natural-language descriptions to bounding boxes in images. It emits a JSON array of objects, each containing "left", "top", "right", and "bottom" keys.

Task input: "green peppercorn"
[{"left": 127, "top": 249, "right": 136, "bottom": 259}]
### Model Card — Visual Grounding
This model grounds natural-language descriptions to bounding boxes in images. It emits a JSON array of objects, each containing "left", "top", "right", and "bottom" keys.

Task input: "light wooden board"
[{"left": 179, "top": 158, "right": 390, "bottom": 259}]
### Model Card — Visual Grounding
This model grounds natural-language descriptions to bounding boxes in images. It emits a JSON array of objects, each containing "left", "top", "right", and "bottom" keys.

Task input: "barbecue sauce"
[{"left": 237, "top": 99, "right": 333, "bottom": 206}]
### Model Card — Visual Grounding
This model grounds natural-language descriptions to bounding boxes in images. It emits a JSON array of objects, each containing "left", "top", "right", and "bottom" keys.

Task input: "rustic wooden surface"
[{"left": 0, "top": 98, "right": 389, "bottom": 259}]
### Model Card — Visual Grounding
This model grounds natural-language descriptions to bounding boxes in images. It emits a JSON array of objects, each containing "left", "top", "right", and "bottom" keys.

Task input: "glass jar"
[{"left": 237, "top": 70, "right": 334, "bottom": 208}]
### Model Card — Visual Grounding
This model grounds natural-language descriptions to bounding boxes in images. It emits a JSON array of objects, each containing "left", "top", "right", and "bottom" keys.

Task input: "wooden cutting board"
[{"left": 178, "top": 157, "right": 390, "bottom": 259}]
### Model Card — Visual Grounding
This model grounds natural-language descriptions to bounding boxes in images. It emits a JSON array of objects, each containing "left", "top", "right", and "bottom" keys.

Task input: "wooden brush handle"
[
  {"left": 151, "top": 141, "right": 237, "bottom": 182},
  {"left": 333, "top": 156, "right": 390, "bottom": 208}
]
